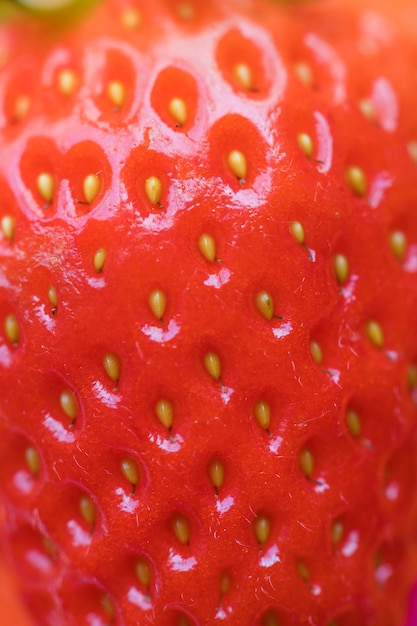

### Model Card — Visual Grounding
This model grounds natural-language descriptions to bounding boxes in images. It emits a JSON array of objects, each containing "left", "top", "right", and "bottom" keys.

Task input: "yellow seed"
[
  {"left": 177, "top": 2, "right": 195, "bottom": 20},
  {"left": 103, "top": 352, "right": 120, "bottom": 383},
  {"left": 374, "top": 551, "right": 382, "bottom": 569},
  {"left": 83, "top": 173, "right": 102, "bottom": 204},
  {"left": 107, "top": 80, "right": 126, "bottom": 109},
  {"left": 135, "top": 557, "right": 151, "bottom": 587},
  {"left": 79, "top": 494, "right": 96, "bottom": 526},
  {"left": 233, "top": 63, "right": 253, "bottom": 90},
  {"left": 290, "top": 221, "right": 305, "bottom": 245},
  {"left": 60, "top": 389, "right": 78, "bottom": 421},
  {"left": 169, "top": 97, "right": 188, "bottom": 126},
  {"left": 359, "top": 98, "right": 375, "bottom": 121},
  {"left": 178, "top": 614, "right": 191, "bottom": 626},
  {"left": 101, "top": 595, "right": 115, "bottom": 620},
  {"left": 389, "top": 230, "right": 407, "bottom": 261},
  {"left": 333, "top": 254, "right": 349, "bottom": 285},
  {"left": 94, "top": 248, "right": 107, "bottom": 273},
  {"left": 25, "top": 446, "right": 40, "bottom": 477},
  {"left": 310, "top": 340, "right": 323, "bottom": 365},
  {"left": 331, "top": 519, "right": 344, "bottom": 545},
  {"left": 345, "top": 166, "right": 367, "bottom": 197},
  {"left": 172, "top": 513, "right": 190, "bottom": 544},
  {"left": 14, "top": 95, "right": 30, "bottom": 121},
  {"left": 145, "top": 176, "right": 162, "bottom": 205},
  {"left": 121, "top": 457, "right": 140, "bottom": 488},
  {"left": 43, "top": 536, "right": 56, "bottom": 558},
  {"left": 346, "top": 408, "right": 361, "bottom": 438},
  {"left": 408, "top": 365, "right": 417, "bottom": 391},
  {"left": 365, "top": 320, "right": 384, "bottom": 349},
  {"left": 407, "top": 140, "right": 417, "bottom": 165},
  {"left": 57, "top": 68, "right": 78, "bottom": 96},
  {"left": 36, "top": 172, "right": 54, "bottom": 204},
  {"left": 254, "top": 399, "right": 271, "bottom": 430},
  {"left": 48, "top": 285, "right": 58, "bottom": 310},
  {"left": 253, "top": 513, "right": 270, "bottom": 545},
  {"left": 204, "top": 351, "right": 221, "bottom": 381},
  {"left": 155, "top": 399, "right": 173, "bottom": 429},
  {"left": 297, "top": 132, "right": 314, "bottom": 158},
  {"left": 148, "top": 289, "right": 166, "bottom": 321},
  {"left": 208, "top": 459, "right": 224, "bottom": 490},
  {"left": 1, "top": 215, "right": 15, "bottom": 242},
  {"left": 296, "top": 559, "right": 310, "bottom": 581},
  {"left": 120, "top": 8, "right": 142, "bottom": 28},
  {"left": 294, "top": 62, "right": 313, "bottom": 87},
  {"left": 255, "top": 291, "right": 274, "bottom": 320},
  {"left": 219, "top": 570, "right": 231, "bottom": 595},
  {"left": 4, "top": 314, "right": 20, "bottom": 345},
  {"left": 198, "top": 233, "right": 216, "bottom": 262},
  {"left": 227, "top": 150, "right": 247, "bottom": 181},
  {"left": 262, "top": 609, "right": 280, "bottom": 626},
  {"left": 299, "top": 447, "right": 314, "bottom": 478}
]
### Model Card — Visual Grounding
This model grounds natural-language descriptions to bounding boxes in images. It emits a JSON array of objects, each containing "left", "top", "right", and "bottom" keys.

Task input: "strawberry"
[{"left": 1, "top": 0, "right": 417, "bottom": 625}]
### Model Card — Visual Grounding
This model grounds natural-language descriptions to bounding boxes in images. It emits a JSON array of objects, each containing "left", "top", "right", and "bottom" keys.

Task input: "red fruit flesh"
[{"left": 1, "top": 1, "right": 417, "bottom": 625}]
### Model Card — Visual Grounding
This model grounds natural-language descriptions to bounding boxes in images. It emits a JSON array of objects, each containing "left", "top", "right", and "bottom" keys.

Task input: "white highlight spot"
[
  {"left": 328, "top": 369, "right": 341, "bottom": 385},
  {"left": 115, "top": 487, "right": 139, "bottom": 514},
  {"left": 304, "top": 33, "right": 346, "bottom": 104},
  {"left": 149, "top": 433, "right": 184, "bottom": 453},
  {"left": 92, "top": 380, "right": 120, "bottom": 408},
  {"left": 385, "top": 482, "right": 399, "bottom": 501},
  {"left": 0, "top": 345, "right": 13, "bottom": 368},
  {"left": 375, "top": 563, "right": 393, "bottom": 585},
  {"left": 342, "top": 530, "right": 360, "bottom": 557},
  {"left": 43, "top": 415, "right": 75, "bottom": 443},
  {"left": 314, "top": 478, "right": 329, "bottom": 494},
  {"left": 67, "top": 520, "right": 91, "bottom": 547},
  {"left": 204, "top": 267, "right": 232, "bottom": 289},
  {"left": 272, "top": 321, "right": 293, "bottom": 339},
  {"left": 260, "top": 544, "right": 281, "bottom": 568},
  {"left": 33, "top": 302, "right": 55, "bottom": 332},
  {"left": 168, "top": 549, "right": 197, "bottom": 572},
  {"left": 221, "top": 385, "right": 234, "bottom": 404},
  {"left": 13, "top": 470, "right": 33, "bottom": 494},
  {"left": 127, "top": 587, "right": 152, "bottom": 611},
  {"left": 314, "top": 111, "right": 333, "bottom": 173},
  {"left": 371, "top": 77, "right": 398, "bottom": 132},
  {"left": 405, "top": 245, "right": 417, "bottom": 273},
  {"left": 368, "top": 171, "right": 393, "bottom": 208},
  {"left": 25, "top": 550, "right": 52, "bottom": 575},
  {"left": 216, "top": 495, "right": 235, "bottom": 515},
  {"left": 269, "top": 436, "right": 283, "bottom": 454},
  {"left": 141, "top": 318, "right": 180, "bottom": 343}
]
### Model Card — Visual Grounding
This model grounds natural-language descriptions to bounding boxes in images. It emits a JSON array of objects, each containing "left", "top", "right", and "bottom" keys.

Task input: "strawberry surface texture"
[{"left": 1, "top": 0, "right": 417, "bottom": 625}]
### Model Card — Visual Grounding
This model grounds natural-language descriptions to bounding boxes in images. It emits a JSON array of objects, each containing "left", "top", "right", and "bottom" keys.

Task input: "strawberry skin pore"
[{"left": 1, "top": 1, "right": 417, "bottom": 625}]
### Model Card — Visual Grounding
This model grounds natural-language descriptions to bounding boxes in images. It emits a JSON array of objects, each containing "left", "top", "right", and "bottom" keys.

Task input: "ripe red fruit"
[{"left": 1, "top": 1, "right": 417, "bottom": 625}]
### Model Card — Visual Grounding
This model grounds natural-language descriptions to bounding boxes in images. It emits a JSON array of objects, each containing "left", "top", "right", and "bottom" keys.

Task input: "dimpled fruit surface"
[{"left": 1, "top": 0, "right": 417, "bottom": 625}]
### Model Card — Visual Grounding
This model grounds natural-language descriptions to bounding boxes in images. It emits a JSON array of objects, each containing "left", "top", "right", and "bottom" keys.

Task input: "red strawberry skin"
[{"left": 1, "top": 1, "right": 417, "bottom": 625}]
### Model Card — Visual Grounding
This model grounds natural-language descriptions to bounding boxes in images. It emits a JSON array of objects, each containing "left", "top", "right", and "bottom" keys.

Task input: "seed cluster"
[{"left": 0, "top": 2, "right": 417, "bottom": 626}]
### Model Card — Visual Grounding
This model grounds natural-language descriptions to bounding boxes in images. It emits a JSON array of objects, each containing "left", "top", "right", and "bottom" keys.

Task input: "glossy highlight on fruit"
[{"left": 1, "top": 0, "right": 417, "bottom": 625}]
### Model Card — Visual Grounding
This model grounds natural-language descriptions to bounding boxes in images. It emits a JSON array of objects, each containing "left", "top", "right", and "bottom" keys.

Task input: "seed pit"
[
  {"left": 209, "top": 114, "right": 266, "bottom": 188},
  {"left": 92, "top": 49, "right": 136, "bottom": 120},
  {"left": 0, "top": 432, "right": 43, "bottom": 498},
  {"left": 216, "top": 29, "right": 269, "bottom": 96},
  {"left": 20, "top": 137, "right": 61, "bottom": 215},
  {"left": 65, "top": 141, "right": 110, "bottom": 216},
  {"left": 122, "top": 146, "right": 173, "bottom": 218},
  {"left": 151, "top": 66, "right": 198, "bottom": 131},
  {"left": 58, "top": 578, "right": 117, "bottom": 626}
]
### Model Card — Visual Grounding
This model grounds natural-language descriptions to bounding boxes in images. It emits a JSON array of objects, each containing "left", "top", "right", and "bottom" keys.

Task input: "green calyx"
[{"left": 13, "top": 0, "right": 98, "bottom": 18}]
